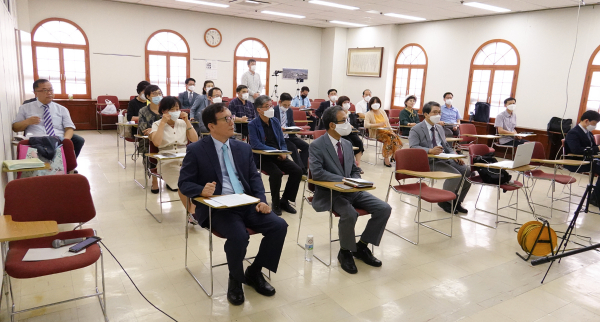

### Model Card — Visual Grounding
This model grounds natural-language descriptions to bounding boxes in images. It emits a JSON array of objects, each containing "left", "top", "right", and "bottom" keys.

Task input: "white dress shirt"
[
  {"left": 354, "top": 99, "right": 368, "bottom": 114},
  {"left": 13, "top": 100, "right": 76, "bottom": 138}
]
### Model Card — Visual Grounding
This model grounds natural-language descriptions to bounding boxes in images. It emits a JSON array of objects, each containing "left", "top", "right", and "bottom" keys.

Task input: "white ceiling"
[{"left": 108, "top": 0, "right": 589, "bottom": 28}]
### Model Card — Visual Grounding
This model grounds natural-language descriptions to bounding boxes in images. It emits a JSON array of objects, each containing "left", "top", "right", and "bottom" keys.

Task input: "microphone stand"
[{"left": 271, "top": 73, "right": 280, "bottom": 100}]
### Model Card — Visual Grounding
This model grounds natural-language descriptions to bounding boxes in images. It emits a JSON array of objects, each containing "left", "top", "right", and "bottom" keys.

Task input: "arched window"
[
  {"left": 578, "top": 45, "right": 600, "bottom": 119},
  {"left": 145, "top": 30, "right": 190, "bottom": 96},
  {"left": 391, "top": 44, "right": 428, "bottom": 109},
  {"left": 32, "top": 18, "right": 91, "bottom": 99},
  {"left": 234, "top": 38, "right": 270, "bottom": 97},
  {"left": 465, "top": 40, "right": 520, "bottom": 118}
]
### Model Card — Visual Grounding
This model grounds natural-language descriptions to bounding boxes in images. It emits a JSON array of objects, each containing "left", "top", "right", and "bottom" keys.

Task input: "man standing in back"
[{"left": 240, "top": 59, "right": 263, "bottom": 103}]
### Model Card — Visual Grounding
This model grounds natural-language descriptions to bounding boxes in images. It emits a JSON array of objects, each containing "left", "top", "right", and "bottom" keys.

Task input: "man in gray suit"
[
  {"left": 408, "top": 101, "right": 471, "bottom": 214},
  {"left": 178, "top": 78, "right": 199, "bottom": 109},
  {"left": 309, "top": 105, "right": 391, "bottom": 274}
]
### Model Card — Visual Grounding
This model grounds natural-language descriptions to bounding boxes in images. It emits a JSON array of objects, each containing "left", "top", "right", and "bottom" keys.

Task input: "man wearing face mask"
[
  {"left": 228, "top": 85, "right": 256, "bottom": 139},
  {"left": 409, "top": 101, "right": 471, "bottom": 214},
  {"left": 495, "top": 97, "right": 527, "bottom": 147},
  {"left": 127, "top": 80, "right": 150, "bottom": 123},
  {"left": 309, "top": 105, "right": 391, "bottom": 275},
  {"left": 249, "top": 95, "right": 303, "bottom": 216},
  {"left": 274, "top": 93, "right": 309, "bottom": 175},
  {"left": 292, "top": 86, "right": 317, "bottom": 131},
  {"left": 440, "top": 92, "right": 461, "bottom": 137},
  {"left": 241, "top": 59, "right": 264, "bottom": 103},
  {"left": 178, "top": 78, "right": 198, "bottom": 109},
  {"left": 317, "top": 89, "right": 338, "bottom": 130},
  {"left": 354, "top": 89, "right": 371, "bottom": 119},
  {"left": 193, "top": 87, "right": 223, "bottom": 134},
  {"left": 190, "top": 80, "right": 213, "bottom": 133},
  {"left": 564, "top": 110, "right": 600, "bottom": 206}
]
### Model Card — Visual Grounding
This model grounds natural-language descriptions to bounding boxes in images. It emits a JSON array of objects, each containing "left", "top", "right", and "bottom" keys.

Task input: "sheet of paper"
[
  {"left": 158, "top": 152, "right": 186, "bottom": 159},
  {"left": 438, "top": 153, "right": 463, "bottom": 158},
  {"left": 263, "top": 150, "right": 288, "bottom": 153},
  {"left": 23, "top": 248, "right": 86, "bottom": 261},
  {"left": 203, "top": 199, "right": 223, "bottom": 208},
  {"left": 210, "top": 194, "right": 260, "bottom": 208}
]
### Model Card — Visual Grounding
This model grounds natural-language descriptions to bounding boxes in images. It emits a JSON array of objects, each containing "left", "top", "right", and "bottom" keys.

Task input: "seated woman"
[
  {"left": 364, "top": 97, "right": 403, "bottom": 167},
  {"left": 150, "top": 96, "right": 199, "bottom": 213},
  {"left": 399, "top": 95, "right": 420, "bottom": 137},
  {"left": 138, "top": 84, "right": 163, "bottom": 194},
  {"left": 337, "top": 96, "right": 365, "bottom": 167}
]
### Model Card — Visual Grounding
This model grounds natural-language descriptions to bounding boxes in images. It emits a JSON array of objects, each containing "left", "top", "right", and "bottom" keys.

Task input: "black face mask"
[{"left": 301, "top": 95, "right": 307, "bottom": 99}]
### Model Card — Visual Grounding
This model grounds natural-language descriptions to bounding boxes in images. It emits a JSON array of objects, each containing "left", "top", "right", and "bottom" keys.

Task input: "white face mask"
[
  {"left": 280, "top": 105, "right": 289, "bottom": 112},
  {"left": 445, "top": 99, "right": 452, "bottom": 106},
  {"left": 330, "top": 95, "right": 338, "bottom": 102},
  {"left": 335, "top": 122, "right": 352, "bottom": 136},
  {"left": 364, "top": 96, "right": 371, "bottom": 102},
  {"left": 371, "top": 103, "right": 381, "bottom": 110},
  {"left": 250, "top": 65, "right": 257, "bottom": 72},
  {"left": 188, "top": 85, "right": 195, "bottom": 92},
  {"left": 587, "top": 124, "right": 597, "bottom": 132},
  {"left": 205, "top": 87, "right": 213, "bottom": 94},
  {"left": 342, "top": 103, "right": 350, "bottom": 110},
  {"left": 139, "top": 93, "right": 146, "bottom": 100},
  {"left": 507, "top": 104, "right": 516, "bottom": 111},
  {"left": 263, "top": 108, "right": 275, "bottom": 118},
  {"left": 168, "top": 111, "right": 181, "bottom": 120},
  {"left": 212, "top": 97, "right": 222, "bottom": 103},
  {"left": 429, "top": 114, "right": 441, "bottom": 124},
  {"left": 241, "top": 92, "right": 249, "bottom": 100}
]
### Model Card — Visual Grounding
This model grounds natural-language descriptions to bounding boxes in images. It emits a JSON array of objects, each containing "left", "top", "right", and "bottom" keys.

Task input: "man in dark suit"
[
  {"left": 565, "top": 110, "right": 600, "bottom": 206},
  {"left": 249, "top": 95, "right": 303, "bottom": 215},
  {"left": 274, "top": 92, "right": 309, "bottom": 174},
  {"left": 309, "top": 105, "right": 391, "bottom": 275},
  {"left": 178, "top": 102, "right": 288, "bottom": 306},
  {"left": 316, "top": 89, "right": 338, "bottom": 129},
  {"left": 178, "top": 78, "right": 199, "bottom": 109}
]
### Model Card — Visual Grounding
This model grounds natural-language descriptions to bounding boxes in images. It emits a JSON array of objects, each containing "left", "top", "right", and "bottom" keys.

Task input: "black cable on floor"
[{"left": 99, "top": 241, "right": 178, "bottom": 321}]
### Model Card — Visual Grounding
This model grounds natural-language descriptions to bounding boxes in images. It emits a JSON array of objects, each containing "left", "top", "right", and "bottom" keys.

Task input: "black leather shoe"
[
  {"left": 590, "top": 197, "right": 599, "bottom": 208},
  {"left": 272, "top": 205, "right": 282, "bottom": 216},
  {"left": 227, "top": 277, "right": 245, "bottom": 306},
  {"left": 244, "top": 267, "right": 276, "bottom": 296},
  {"left": 151, "top": 188, "right": 159, "bottom": 194},
  {"left": 353, "top": 244, "right": 382, "bottom": 267},
  {"left": 166, "top": 184, "right": 178, "bottom": 192},
  {"left": 337, "top": 250, "right": 358, "bottom": 274},
  {"left": 280, "top": 200, "right": 297, "bottom": 214},
  {"left": 438, "top": 201, "right": 455, "bottom": 214},
  {"left": 455, "top": 202, "right": 468, "bottom": 214}
]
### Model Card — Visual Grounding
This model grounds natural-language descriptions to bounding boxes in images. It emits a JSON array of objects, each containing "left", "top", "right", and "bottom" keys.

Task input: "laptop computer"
[{"left": 489, "top": 142, "right": 535, "bottom": 169}]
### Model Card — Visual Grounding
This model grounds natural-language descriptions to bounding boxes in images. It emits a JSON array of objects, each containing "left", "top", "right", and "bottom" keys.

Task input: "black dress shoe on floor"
[
  {"left": 227, "top": 277, "right": 245, "bottom": 306},
  {"left": 272, "top": 205, "right": 282, "bottom": 216},
  {"left": 353, "top": 244, "right": 382, "bottom": 267},
  {"left": 280, "top": 200, "right": 297, "bottom": 214},
  {"left": 455, "top": 202, "right": 468, "bottom": 214},
  {"left": 151, "top": 188, "right": 159, "bottom": 194},
  {"left": 337, "top": 250, "right": 358, "bottom": 274},
  {"left": 166, "top": 184, "right": 178, "bottom": 192},
  {"left": 438, "top": 201, "right": 455, "bottom": 214},
  {"left": 244, "top": 267, "right": 276, "bottom": 296}
]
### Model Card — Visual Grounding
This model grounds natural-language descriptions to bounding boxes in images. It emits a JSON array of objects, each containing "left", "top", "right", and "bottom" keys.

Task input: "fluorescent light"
[
  {"left": 245, "top": 0, "right": 260, "bottom": 3},
  {"left": 384, "top": 13, "right": 426, "bottom": 21},
  {"left": 366, "top": 10, "right": 380, "bottom": 14},
  {"left": 261, "top": 11, "right": 305, "bottom": 18},
  {"left": 463, "top": 2, "right": 510, "bottom": 13},
  {"left": 329, "top": 20, "right": 367, "bottom": 27},
  {"left": 309, "top": 0, "right": 359, "bottom": 10},
  {"left": 176, "top": 0, "right": 229, "bottom": 8}
]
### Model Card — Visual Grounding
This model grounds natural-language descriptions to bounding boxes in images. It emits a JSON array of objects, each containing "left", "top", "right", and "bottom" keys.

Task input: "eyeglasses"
[
  {"left": 333, "top": 118, "right": 349, "bottom": 124},
  {"left": 216, "top": 115, "right": 236, "bottom": 123},
  {"left": 35, "top": 88, "right": 54, "bottom": 93}
]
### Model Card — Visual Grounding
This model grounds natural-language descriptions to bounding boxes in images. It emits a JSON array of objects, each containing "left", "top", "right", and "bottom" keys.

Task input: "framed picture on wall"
[{"left": 347, "top": 47, "right": 384, "bottom": 77}]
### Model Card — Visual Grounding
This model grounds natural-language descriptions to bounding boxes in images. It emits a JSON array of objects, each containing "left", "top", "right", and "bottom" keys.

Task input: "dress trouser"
[
  {"left": 70, "top": 134, "right": 85, "bottom": 158},
  {"left": 206, "top": 205, "right": 288, "bottom": 283},
  {"left": 503, "top": 139, "right": 528, "bottom": 147},
  {"left": 255, "top": 155, "right": 303, "bottom": 206},
  {"left": 285, "top": 135, "right": 309, "bottom": 172},
  {"left": 331, "top": 191, "right": 391, "bottom": 252},
  {"left": 236, "top": 123, "right": 249, "bottom": 138},
  {"left": 342, "top": 132, "right": 364, "bottom": 154},
  {"left": 307, "top": 115, "right": 318, "bottom": 131},
  {"left": 566, "top": 161, "right": 600, "bottom": 201},
  {"left": 431, "top": 159, "right": 471, "bottom": 203},
  {"left": 443, "top": 124, "right": 460, "bottom": 138}
]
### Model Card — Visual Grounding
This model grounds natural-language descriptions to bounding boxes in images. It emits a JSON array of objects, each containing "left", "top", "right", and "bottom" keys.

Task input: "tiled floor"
[{"left": 4, "top": 130, "right": 600, "bottom": 322}]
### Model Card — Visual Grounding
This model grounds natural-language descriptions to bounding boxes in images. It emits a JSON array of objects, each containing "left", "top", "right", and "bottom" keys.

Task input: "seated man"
[
  {"left": 440, "top": 92, "right": 460, "bottom": 137},
  {"left": 228, "top": 85, "right": 256, "bottom": 138},
  {"left": 14, "top": 79, "right": 84, "bottom": 159},
  {"left": 291, "top": 86, "right": 317, "bottom": 131},
  {"left": 249, "top": 95, "right": 303, "bottom": 216},
  {"left": 309, "top": 105, "right": 391, "bottom": 274},
  {"left": 316, "top": 89, "right": 338, "bottom": 130},
  {"left": 127, "top": 80, "right": 150, "bottom": 123},
  {"left": 178, "top": 77, "right": 198, "bottom": 109},
  {"left": 178, "top": 102, "right": 288, "bottom": 306},
  {"left": 495, "top": 97, "right": 527, "bottom": 147},
  {"left": 354, "top": 89, "right": 371, "bottom": 119},
  {"left": 274, "top": 93, "right": 309, "bottom": 175},
  {"left": 189, "top": 80, "right": 214, "bottom": 135},
  {"left": 409, "top": 101, "right": 471, "bottom": 214},
  {"left": 564, "top": 110, "right": 600, "bottom": 206}
]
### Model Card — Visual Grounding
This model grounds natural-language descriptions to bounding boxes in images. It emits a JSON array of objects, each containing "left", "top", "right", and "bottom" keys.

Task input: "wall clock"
[{"left": 204, "top": 28, "right": 222, "bottom": 47}]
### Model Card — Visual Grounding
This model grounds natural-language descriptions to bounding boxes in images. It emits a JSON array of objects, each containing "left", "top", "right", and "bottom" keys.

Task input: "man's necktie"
[
  {"left": 222, "top": 144, "right": 244, "bottom": 194},
  {"left": 431, "top": 126, "right": 437, "bottom": 148},
  {"left": 281, "top": 111, "right": 289, "bottom": 138},
  {"left": 42, "top": 104, "right": 56, "bottom": 136},
  {"left": 336, "top": 142, "right": 344, "bottom": 169}
]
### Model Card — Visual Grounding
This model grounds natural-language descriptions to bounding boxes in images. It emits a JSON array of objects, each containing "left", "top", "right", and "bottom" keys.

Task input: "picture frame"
[{"left": 346, "top": 47, "right": 384, "bottom": 77}]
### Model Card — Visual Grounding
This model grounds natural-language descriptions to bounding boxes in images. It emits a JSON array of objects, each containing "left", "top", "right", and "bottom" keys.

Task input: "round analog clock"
[{"left": 204, "top": 28, "right": 222, "bottom": 48}]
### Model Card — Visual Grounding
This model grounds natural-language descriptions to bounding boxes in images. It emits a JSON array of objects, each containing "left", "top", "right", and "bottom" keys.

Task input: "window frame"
[
  {"left": 144, "top": 29, "right": 190, "bottom": 96},
  {"left": 391, "top": 44, "right": 428, "bottom": 110},
  {"left": 464, "top": 39, "right": 520, "bottom": 119},
  {"left": 578, "top": 44, "right": 600, "bottom": 120},
  {"left": 233, "top": 37, "right": 270, "bottom": 97},
  {"left": 31, "top": 18, "right": 91, "bottom": 99}
]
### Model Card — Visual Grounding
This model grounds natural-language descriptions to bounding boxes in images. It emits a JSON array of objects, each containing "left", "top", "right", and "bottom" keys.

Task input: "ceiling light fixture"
[
  {"left": 309, "top": 0, "right": 359, "bottom": 10},
  {"left": 329, "top": 20, "right": 367, "bottom": 27},
  {"left": 462, "top": 2, "right": 510, "bottom": 13},
  {"left": 384, "top": 13, "right": 426, "bottom": 21},
  {"left": 262, "top": 10, "right": 305, "bottom": 18},
  {"left": 176, "top": 0, "right": 229, "bottom": 8},
  {"left": 245, "top": 0, "right": 261, "bottom": 3},
  {"left": 366, "top": 10, "right": 380, "bottom": 14}
]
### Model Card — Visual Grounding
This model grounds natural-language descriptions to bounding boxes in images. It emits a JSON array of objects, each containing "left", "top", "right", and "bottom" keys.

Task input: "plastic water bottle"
[
  {"left": 305, "top": 235, "right": 314, "bottom": 262},
  {"left": 117, "top": 111, "right": 124, "bottom": 124}
]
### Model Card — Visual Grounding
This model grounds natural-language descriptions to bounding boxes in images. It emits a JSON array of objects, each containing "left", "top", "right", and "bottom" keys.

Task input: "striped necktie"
[{"left": 42, "top": 104, "right": 56, "bottom": 136}]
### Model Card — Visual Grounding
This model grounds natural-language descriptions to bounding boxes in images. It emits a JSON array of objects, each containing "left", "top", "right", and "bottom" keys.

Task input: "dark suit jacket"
[
  {"left": 273, "top": 105, "right": 295, "bottom": 127},
  {"left": 565, "top": 125, "right": 600, "bottom": 171},
  {"left": 178, "top": 91, "right": 199, "bottom": 109},
  {"left": 317, "top": 101, "right": 335, "bottom": 129},
  {"left": 178, "top": 136, "right": 267, "bottom": 224},
  {"left": 248, "top": 117, "right": 287, "bottom": 151}
]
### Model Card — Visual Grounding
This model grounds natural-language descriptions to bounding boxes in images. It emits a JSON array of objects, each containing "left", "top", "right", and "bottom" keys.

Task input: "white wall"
[{"left": 22, "top": 0, "right": 324, "bottom": 100}]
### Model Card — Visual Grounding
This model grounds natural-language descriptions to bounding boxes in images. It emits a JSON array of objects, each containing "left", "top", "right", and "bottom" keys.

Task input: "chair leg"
[
  {"left": 296, "top": 181, "right": 307, "bottom": 247},
  {"left": 97, "top": 250, "right": 108, "bottom": 322},
  {"left": 8, "top": 275, "right": 15, "bottom": 322}
]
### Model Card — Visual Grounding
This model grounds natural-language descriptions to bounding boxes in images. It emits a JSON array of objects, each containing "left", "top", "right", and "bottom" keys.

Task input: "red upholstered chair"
[
  {"left": 388, "top": 109, "right": 401, "bottom": 127},
  {"left": 595, "top": 134, "right": 600, "bottom": 145},
  {"left": 130, "top": 95, "right": 137, "bottom": 100},
  {"left": 385, "top": 149, "right": 460, "bottom": 244},
  {"left": 466, "top": 144, "right": 524, "bottom": 228},
  {"left": 458, "top": 123, "right": 495, "bottom": 155},
  {"left": 96, "top": 95, "right": 121, "bottom": 131},
  {"left": 3, "top": 175, "right": 107, "bottom": 321},
  {"left": 313, "top": 130, "right": 326, "bottom": 140},
  {"left": 296, "top": 170, "right": 372, "bottom": 266},
  {"left": 17, "top": 138, "right": 77, "bottom": 173}
]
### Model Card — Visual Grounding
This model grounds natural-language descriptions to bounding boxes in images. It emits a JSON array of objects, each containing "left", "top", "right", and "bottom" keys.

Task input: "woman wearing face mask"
[
  {"left": 138, "top": 84, "right": 164, "bottom": 193},
  {"left": 150, "top": 96, "right": 198, "bottom": 210},
  {"left": 190, "top": 80, "right": 214, "bottom": 128},
  {"left": 127, "top": 80, "right": 150, "bottom": 123},
  {"left": 399, "top": 95, "right": 420, "bottom": 137},
  {"left": 337, "top": 96, "right": 364, "bottom": 167},
  {"left": 364, "top": 97, "right": 403, "bottom": 167}
]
